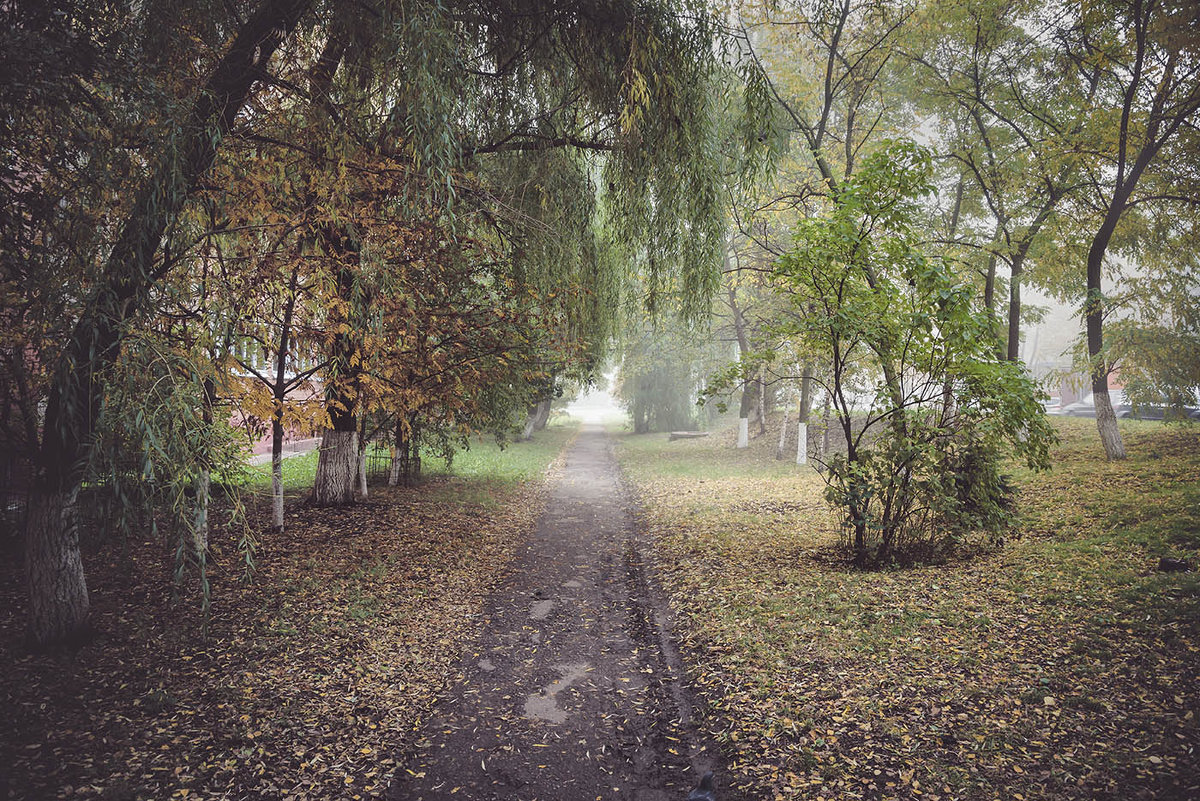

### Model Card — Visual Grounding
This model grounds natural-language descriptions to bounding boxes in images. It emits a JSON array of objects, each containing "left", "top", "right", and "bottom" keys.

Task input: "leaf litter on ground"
[
  {"left": 0, "top": 427, "right": 576, "bottom": 801},
  {"left": 615, "top": 416, "right": 1200, "bottom": 801}
]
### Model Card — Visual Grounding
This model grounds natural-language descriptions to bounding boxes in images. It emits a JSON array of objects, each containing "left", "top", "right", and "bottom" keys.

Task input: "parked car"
[{"left": 1061, "top": 391, "right": 1200, "bottom": 420}]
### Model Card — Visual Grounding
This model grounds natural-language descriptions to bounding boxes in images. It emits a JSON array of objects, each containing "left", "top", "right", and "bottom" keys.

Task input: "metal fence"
[{"left": 365, "top": 446, "right": 391, "bottom": 485}]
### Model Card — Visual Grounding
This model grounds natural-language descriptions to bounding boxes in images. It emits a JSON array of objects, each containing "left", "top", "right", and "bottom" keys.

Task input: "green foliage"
[
  {"left": 424, "top": 421, "right": 579, "bottom": 484},
  {"left": 88, "top": 330, "right": 252, "bottom": 616},
  {"left": 614, "top": 314, "right": 727, "bottom": 433},
  {"left": 774, "top": 142, "right": 1054, "bottom": 566},
  {"left": 1103, "top": 215, "right": 1200, "bottom": 413}
]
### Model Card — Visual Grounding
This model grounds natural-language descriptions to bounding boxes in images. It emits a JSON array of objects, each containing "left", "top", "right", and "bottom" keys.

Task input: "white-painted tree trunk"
[
  {"left": 272, "top": 455, "right": 284, "bottom": 529},
  {"left": 796, "top": 422, "right": 808, "bottom": 465},
  {"left": 775, "top": 404, "right": 790, "bottom": 460},
  {"left": 737, "top": 417, "right": 749, "bottom": 449},
  {"left": 521, "top": 416, "right": 537, "bottom": 441}
]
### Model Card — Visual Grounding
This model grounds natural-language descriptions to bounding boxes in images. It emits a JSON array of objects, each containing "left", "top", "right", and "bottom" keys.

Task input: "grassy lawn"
[
  {"left": 616, "top": 416, "right": 1200, "bottom": 801},
  {"left": 241, "top": 419, "right": 580, "bottom": 500},
  {"left": 0, "top": 420, "right": 578, "bottom": 801}
]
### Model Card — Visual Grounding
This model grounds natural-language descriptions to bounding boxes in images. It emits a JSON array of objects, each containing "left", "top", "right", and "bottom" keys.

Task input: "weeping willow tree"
[
  {"left": 302, "top": 0, "right": 758, "bottom": 504},
  {"left": 6, "top": 0, "right": 314, "bottom": 647},
  {"left": 5, "top": 0, "right": 766, "bottom": 645}
]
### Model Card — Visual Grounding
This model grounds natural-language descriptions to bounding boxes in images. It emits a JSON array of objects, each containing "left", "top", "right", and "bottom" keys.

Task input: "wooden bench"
[{"left": 668, "top": 431, "right": 711, "bottom": 441}]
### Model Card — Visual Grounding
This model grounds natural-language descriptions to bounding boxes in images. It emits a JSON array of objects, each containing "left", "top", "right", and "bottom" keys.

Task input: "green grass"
[
  {"left": 422, "top": 420, "right": 579, "bottom": 482},
  {"left": 241, "top": 419, "right": 580, "bottom": 497},
  {"left": 242, "top": 449, "right": 321, "bottom": 494},
  {"left": 613, "top": 423, "right": 807, "bottom": 481},
  {"left": 617, "top": 414, "right": 1200, "bottom": 800}
]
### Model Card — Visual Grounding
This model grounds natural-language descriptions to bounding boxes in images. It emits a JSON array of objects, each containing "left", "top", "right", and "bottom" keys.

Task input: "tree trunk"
[
  {"left": 271, "top": 415, "right": 285, "bottom": 529},
  {"left": 269, "top": 266, "right": 300, "bottom": 531},
  {"left": 1094, "top": 390, "right": 1125, "bottom": 458},
  {"left": 193, "top": 376, "right": 215, "bottom": 552},
  {"left": 410, "top": 436, "right": 421, "bottom": 484},
  {"left": 799, "top": 365, "right": 814, "bottom": 422},
  {"left": 389, "top": 448, "right": 401, "bottom": 486},
  {"left": 356, "top": 431, "right": 368, "bottom": 499},
  {"left": 533, "top": 398, "right": 552, "bottom": 431},
  {"left": 736, "top": 417, "right": 749, "bottom": 448},
  {"left": 311, "top": 428, "right": 358, "bottom": 506},
  {"left": 633, "top": 406, "right": 649, "bottom": 434},
  {"left": 23, "top": 0, "right": 312, "bottom": 647},
  {"left": 795, "top": 365, "right": 814, "bottom": 465},
  {"left": 851, "top": 509, "right": 868, "bottom": 568},
  {"left": 389, "top": 418, "right": 404, "bottom": 487},
  {"left": 775, "top": 401, "right": 790, "bottom": 460},
  {"left": 737, "top": 372, "right": 755, "bottom": 449},
  {"left": 1086, "top": 206, "right": 1128, "bottom": 460},
  {"left": 757, "top": 375, "right": 767, "bottom": 436},
  {"left": 520, "top": 405, "right": 538, "bottom": 441},
  {"left": 389, "top": 417, "right": 421, "bottom": 487},
  {"left": 192, "top": 470, "right": 210, "bottom": 554},
  {"left": 729, "top": 283, "right": 757, "bottom": 449},
  {"left": 312, "top": 245, "right": 361, "bottom": 506},
  {"left": 982, "top": 226, "right": 1003, "bottom": 357},
  {"left": 1087, "top": 338, "right": 1126, "bottom": 462},
  {"left": 820, "top": 395, "right": 832, "bottom": 460},
  {"left": 24, "top": 486, "right": 89, "bottom": 647},
  {"left": 1007, "top": 261, "right": 1023, "bottom": 361}
]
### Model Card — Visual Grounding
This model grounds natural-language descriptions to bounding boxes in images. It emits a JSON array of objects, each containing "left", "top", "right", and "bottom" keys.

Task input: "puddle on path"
[
  {"left": 529, "top": 599, "right": 555, "bottom": 620},
  {"left": 522, "top": 662, "right": 591, "bottom": 724}
]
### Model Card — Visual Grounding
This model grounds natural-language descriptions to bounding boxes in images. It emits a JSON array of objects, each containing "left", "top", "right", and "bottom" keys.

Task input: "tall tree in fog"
[
  {"left": 907, "top": 0, "right": 1080, "bottom": 361},
  {"left": 1051, "top": 0, "right": 1200, "bottom": 460}
]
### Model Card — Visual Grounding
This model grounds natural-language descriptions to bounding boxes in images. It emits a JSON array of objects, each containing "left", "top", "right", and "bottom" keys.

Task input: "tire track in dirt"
[{"left": 386, "top": 425, "right": 722, "bottom": 801}]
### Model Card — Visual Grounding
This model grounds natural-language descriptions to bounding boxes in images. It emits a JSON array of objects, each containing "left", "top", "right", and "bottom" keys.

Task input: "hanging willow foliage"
[{"left": 5, "top": 0, "right": 772, "bottom": 644}]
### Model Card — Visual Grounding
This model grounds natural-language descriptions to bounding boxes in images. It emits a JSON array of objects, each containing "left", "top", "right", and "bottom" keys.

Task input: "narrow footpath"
[{"left": 387, "top": 425, "right": 718, "bottom": 801}]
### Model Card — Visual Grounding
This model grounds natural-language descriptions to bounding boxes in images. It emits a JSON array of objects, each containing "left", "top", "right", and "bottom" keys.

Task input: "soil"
[{"left": 386, "top": 425, "right": 726, "bottom": 801}]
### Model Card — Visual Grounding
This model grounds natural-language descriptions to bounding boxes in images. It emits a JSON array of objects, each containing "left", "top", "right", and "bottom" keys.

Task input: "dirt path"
[{"left": 387, "top": 425, "right": 719, "bottom": 801}]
